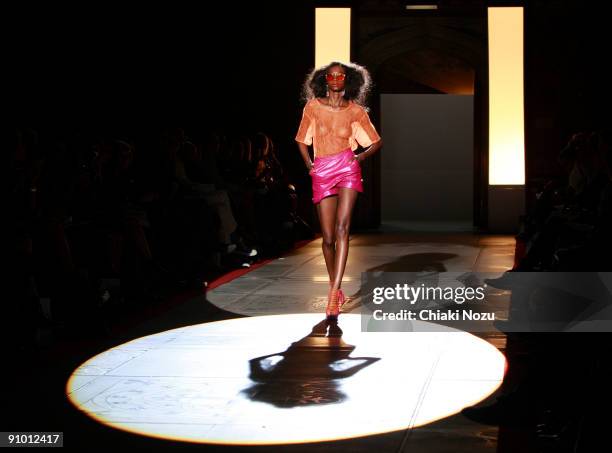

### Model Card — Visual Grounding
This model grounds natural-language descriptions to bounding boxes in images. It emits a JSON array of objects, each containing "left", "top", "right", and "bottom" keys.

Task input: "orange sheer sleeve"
[
  {"left": 295, "top": 106, "right": 314, "bottom": 146},
  {"left": 352, "top": 109, "right": 381, "bottom": 148}
]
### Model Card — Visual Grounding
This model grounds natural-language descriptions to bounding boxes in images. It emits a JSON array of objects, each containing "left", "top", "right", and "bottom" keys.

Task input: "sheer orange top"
[{"left": 295, "top": 98, "right": 381, "bottom": 158}]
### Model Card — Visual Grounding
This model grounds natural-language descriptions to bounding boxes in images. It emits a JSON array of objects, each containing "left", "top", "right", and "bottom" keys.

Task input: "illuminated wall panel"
[
  {"left": 315, "top": 8, "right": 351, "bottom": 68},
  {"left": 488, "top": 7, "right": 525, "bottom": 185}
]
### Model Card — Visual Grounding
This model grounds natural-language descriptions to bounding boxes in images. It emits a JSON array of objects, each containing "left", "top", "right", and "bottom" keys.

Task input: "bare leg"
[
  {"left": 316, "top": 195, "right": 338, "bottom": 283},
  {"left": 331, "top": 187, "right": 358, "bottom": 290}
]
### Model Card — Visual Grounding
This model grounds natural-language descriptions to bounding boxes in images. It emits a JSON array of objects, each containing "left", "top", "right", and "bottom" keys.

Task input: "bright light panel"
[
  {"left": 488, "top": 7, "right": 525, "bottom": 185},
  {"left": 315, "top": 8, "right": 351, "bottom": 68}
]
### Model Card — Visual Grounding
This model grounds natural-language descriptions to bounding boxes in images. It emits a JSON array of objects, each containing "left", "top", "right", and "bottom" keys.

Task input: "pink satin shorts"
[{"left": 310, "top": 148, "right": 363, "bottom": 204}]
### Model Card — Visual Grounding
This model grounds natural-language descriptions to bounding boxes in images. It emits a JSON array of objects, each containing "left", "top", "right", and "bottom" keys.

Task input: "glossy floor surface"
[{"left": 66, "top": 232, "right": 516, "bottom": 451}]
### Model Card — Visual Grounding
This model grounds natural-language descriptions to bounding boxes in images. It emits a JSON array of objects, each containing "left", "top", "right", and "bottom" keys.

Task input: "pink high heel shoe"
[
  {"left": 338, "top": 288, "right": 346, "bottom": 309},
  {"left": 326, "top": 283, "right": 346, "bottom": 320},
  {"left": 326, "top": 288, "right": 340, "bottom": 320},
  {"left": 329, "top": 282, "right": 346, "bottom": 306}
]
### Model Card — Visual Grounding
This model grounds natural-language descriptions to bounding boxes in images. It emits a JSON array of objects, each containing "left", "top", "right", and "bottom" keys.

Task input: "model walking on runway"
[{"left": 295, "top": 61, "right": 383, "bottom": 320}]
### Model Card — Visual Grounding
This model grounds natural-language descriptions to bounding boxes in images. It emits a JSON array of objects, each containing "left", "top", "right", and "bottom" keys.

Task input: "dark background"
[
  {"left": 3, "top": 0, "right": 612, "bottom": 449},
  {"left": 6, "top": 2, "right": 313, "bottom": 133},
  {"left": 6, "top": 0, "right": 611, "bottom": 218}
]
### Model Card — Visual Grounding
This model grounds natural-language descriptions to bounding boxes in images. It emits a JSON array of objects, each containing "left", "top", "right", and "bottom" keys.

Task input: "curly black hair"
[{"left": 301, "top": 61, "right": 373, "bottom": 110}]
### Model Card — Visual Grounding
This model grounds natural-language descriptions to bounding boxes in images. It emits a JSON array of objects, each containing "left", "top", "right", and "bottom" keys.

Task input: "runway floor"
[{"left": 26, "top": 231, "right": 518, "bottom": 451}]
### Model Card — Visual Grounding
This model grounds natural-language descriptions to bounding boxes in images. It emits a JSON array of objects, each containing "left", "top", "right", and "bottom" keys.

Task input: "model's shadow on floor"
[
  {"left": 342, "top": 252, "right": 458, "bottom": 312},
  {"left": 241, "top": 319, "right": 380, "bottom": 408}
]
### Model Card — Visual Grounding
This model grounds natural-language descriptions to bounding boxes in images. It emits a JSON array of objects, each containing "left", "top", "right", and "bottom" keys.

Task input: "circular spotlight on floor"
[{"left": 66, "top": 314, "right": 505, "bottom": 445}]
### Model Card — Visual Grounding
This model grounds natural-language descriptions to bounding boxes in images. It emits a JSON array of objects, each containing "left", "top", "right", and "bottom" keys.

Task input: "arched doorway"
[{"left": 355, "top": 17, "right": 488, "bottom": 230}]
